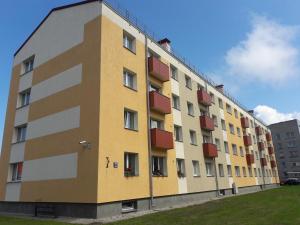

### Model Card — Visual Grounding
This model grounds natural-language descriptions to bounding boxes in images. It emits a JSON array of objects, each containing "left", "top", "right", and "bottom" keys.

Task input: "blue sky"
[{"left": 1, "top": 0, "right": 300, "bottom": 147}]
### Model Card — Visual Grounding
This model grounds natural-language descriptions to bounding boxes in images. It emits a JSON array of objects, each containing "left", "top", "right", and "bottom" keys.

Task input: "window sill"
[
  {"left": 206, "top": 175, "right": 215, "bottom": 177},
  {"left": 16, "top": 104, "right": 30, "bottom": 110},
  {"left": 185, "top": 86, "right": 192, "bottom": 90},
  {"left": 152, "top": 175, "right": 168, "bottom": 178},
  {"left": 124, "top": 127, "right": 138, "bottom": 132},
  {"left": 124, "top": 175, "right": 139, "bottom": 178},
  {"left": 11, "top": 141, "right": 26, "bottom": 145},
  {"left": 7, "top": 180, "right": 21, "bottom": 184},
  {"left": 123, "top": 46, "right": 136, "bottom": 55},
  {"left": 124, "top": 85, "right": 137, "bottom": 92},
  {"left": 193, "top": 175, "right": 201, "bottom": 178},
  {"left": 171, "top": 77, "right": 178, "bottom": 81},
  {"left": 20, "top": 69, "right": 33, "bottom": 77},
  {"left": 175, "top": 140, "right": 183, "bottom": 143},
  {"left": 190, "top": 143, "right": 198, "bottom": 146},
  {"left": 172, "top": 107, "right": 181, "bottom": 111},
  {"left": 188, "top": 114, "right": 194, "bottom": 117}
]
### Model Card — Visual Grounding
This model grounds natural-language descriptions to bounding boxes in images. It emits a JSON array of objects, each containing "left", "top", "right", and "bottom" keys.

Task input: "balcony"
[
  {"left": 240, "top": 117, "right": 249, "bottom": 128},
  {"left": 261, "top": 158, "right": 267, "bottom": 167},
  {"left": 200, "top": 115, "right": 214, "bottom": 131},
  {"left": 268, "top": 146, "right": 274, "bottom": 155},
  {"left": 270, "top": 160, "right": 276, "bottom": 168},
  {"left": 197, "top": 89, "right": 212, "bottom": 106},
  {"left": 258, "top": 142, "right": 265, "bottom": 151},
  {"left": 255, "top": 126, "right": 263, "bottom": 135},
  {"left": 148, "top": 56, "right": 170, "bottom": 82},
  {"left": 246, "top": 154, "right": 255, "bottom": 165},
  {"left": 266, "top": 132, "right": 272, "bottom": 142},
  {"left": 243, "top": 135, "right": 252, "bottom": 146},
  {"left": 203, "top": 143, "right": 218, "bottom": 158},
  {"left": 150, "top": 128, "right": 173, "bottom": 150},
  {"left": 149, "top": 91, "right": 171, "bottom": 114}
]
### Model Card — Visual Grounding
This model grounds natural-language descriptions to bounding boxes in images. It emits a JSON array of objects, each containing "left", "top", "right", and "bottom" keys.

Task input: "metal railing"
[{"left": 103, "top": 0, "right": 267, "bottom": 126}]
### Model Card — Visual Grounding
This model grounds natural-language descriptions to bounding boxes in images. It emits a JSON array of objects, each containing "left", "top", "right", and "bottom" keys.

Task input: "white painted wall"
[
  {"left": 18, "top": 72, "right": 33, "bottom": 92},
  {"left": 22, "top": 153, "right": 78, "bottom": 182},
  {"left": 9, "top": 143, "right": 25, "bottom": 163},
  {"left": 26, "top": 106, "right": 80, "bottom": 140},
  {"left": 30, "top": 64, "right": 82, "bottom": 103},
  {"left": 5, "top": 183, "right": 21, "bottom": 201},
  {"left": 14, "top": 106, "right": 29, "bottom": 127}
]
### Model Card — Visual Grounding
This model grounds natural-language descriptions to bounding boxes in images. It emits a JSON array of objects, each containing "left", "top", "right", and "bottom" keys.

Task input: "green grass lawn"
[{"left": 0, "top": 186, "right": 299, "bottom": 225}]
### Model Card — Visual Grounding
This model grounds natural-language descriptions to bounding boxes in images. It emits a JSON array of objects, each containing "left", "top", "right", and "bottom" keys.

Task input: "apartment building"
[
  {"left": 269, "top": 119, "right": 300, "bottom": 182},
  {"left": 0, "top": 0, "right": 279, "bottom": 218}
]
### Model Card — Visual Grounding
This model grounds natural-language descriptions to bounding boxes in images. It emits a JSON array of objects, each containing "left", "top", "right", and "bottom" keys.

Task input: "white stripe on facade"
[
  {"left": 30, "top": 64, "right": 82, "bottom": 103},
  {"left": 9, "top": 142, "right": 25, "bottom": 163},
  {"left": 18, "top": 71, "right": 33, "bottom": 92},
  {"left": 22, "top": 153, "right": 78, "bottom": 182},
  {"left": 5, "top": 183, "right": 21, "bottom": 202},
  {"left": 26, "top": 106, "right": 80, "bottom": 140},
  {"left": 14, "top": 106, "right": 29, "bottom": 127}
]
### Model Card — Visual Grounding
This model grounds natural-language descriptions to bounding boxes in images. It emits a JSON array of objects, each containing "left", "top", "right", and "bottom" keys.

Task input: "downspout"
[{"left": 145, "top": 36, "right": 154, "bottom": 209}]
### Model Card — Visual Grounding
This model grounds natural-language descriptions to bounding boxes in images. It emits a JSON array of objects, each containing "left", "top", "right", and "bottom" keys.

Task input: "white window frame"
[
  {"left": 123, "top": 31, "right": 136, "bottom": 52},
  {"left": 124, "top": 152, "right": 139, "bottom": 176},
  {"left": 124, "top": 109, "right": 138, "bottom": 130},
  {"left": 123, "top": 69, "right": 137, "bottom": 90},
  {"left": 192, "top": 160, "right": 200, "bottom": 177}
]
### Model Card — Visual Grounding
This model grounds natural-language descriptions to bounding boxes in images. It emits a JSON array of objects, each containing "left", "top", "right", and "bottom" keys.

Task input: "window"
[
  {"left": 250, "top": 120, "right": 254, "bottom": 128},
  {"left": 253, "top": 135, "right": 256, "bottom": 144},
  {"left": 176, "top": 159, "right": 185, "bottom": 177},
  {"left": 239, "top": 147, "right": 244, "bottom": 157},
  {"left": 205, "top": 162, "right": 214, "bottom": 176},
  {"left": 171, "top": 65, "right": 178, "bottom": 80},
  {"left": 248, "top": 167, "right": 253, "bottom": 177},
  {"left": 123, "top": 31, "right": 135, "bottom": 52},
  {"left": 123, "top": 69, "right": 136, "bottom": 90},
  {"left": 19, "top": 89, "right": 30, "bottom": 107},
  {"left": 242, "top": 167, "right": 247, "bottom": 177},
  {"left": 258, "top": 168, "right": 261, "bottom": 177},
  {"left": 124, "top": 109, "right": 138, "bottom": 130},
  {"left": 218, "top": 98, "right": 223, "bottom": 109},
  {"left": 10, "top": 162, "right": 23, "bottom": 181},
  {"left": 23, "top": 57, "right": 34, "bottom": 74},
  {"left": 203, "top": 135, "right": 211, "bottom": 144},
  {"left": 212, "top": 115, "right": 218, "bottom": 127},
  {"left": 255, "top": 151, "right": 259, "bottom": 160},
  {"left": 16, "top": 125, "right": 27, "bottom": 142},
  {"left": 172, "top": 94, "right": 180, "bottom": 110},
  {"left": 152, "top": 156, "right": 167, "bottom": 176},
  {"left": 229, "top": 123, "right": 235, "bottom": 134},
  {"left": 224, "top": 141, "right": 229, "bottom": 153},
  {"left": 185, "top": 75, "right": 192, "bottom": 89},
  {"left": 189, "top": 130, "right": 197, "bottom": 145},
  {"left": 174, "top": 125, "right": 183, "bottom": 142},
  {"left": 150, "top": 118, "right": 163, "bottom": 129},
  {"left": 276, "top": 134, "right": 281, "bottom": 140},
  {"left": 237, "top": 127, "right": 241, "bottom": 137},
  {"left": 215, "top": 138, "right": 221, "bottom": 151},
  {"left": 187, "top": 102, "right": 194, "bottom": 116},
  {"left": 234, "top": 109, "right": 238, "bottom": 118},
  {"left": 221, "top": 120, "right": 226, "bottom": 131},
  {"left": 122, "top": 201, "right": 137, "bottom": 213},
  {"left": 218, "top": 164, "right": 224, "bottom": 177},
  {"left": 124, "top": 153, "right": 138, "bottom": 176},
  {"left": 227, "top": 165, "right": 232, "bottom": 177},
  {"left": 226, "top": 104, "right": 232, "bottom": 114},
  {"left": 232, "top": 144, "right": 238, "bottom": 155},
  {"left": 235, "top": 166, "right": 240, "bottom": 177},
  {"left": 254, "top": 168, "right": 257, "bottom": 177},
  {"left": 192, "top": 160, "right": 200, "bottom": 177},
  {"left": 210, "top": 92, "right": 215, "bottom": 104}
]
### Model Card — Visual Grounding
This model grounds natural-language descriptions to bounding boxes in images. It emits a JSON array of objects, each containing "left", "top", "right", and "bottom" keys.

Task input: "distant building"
[{"left": 269, "top": 119, "right": 300, "bottom": 182}]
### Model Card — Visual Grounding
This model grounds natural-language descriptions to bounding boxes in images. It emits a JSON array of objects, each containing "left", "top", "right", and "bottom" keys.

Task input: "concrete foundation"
[{"left": 0, "top": 183, "right": 280, "bottom": 219}]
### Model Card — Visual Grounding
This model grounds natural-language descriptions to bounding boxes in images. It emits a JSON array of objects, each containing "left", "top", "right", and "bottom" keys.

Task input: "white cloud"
[
  {"left": 254, "top": 105, "right": 300, "bottom": 125},
  {"left": 226, "top": 15, "right": 300, "bottom": 84}
]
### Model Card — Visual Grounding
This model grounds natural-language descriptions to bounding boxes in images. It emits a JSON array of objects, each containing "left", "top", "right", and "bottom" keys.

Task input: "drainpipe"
[
  {"left": 213, "top": 158, "right": 220, "bottom": 196},
  {"left": 144, "top": 36, "right": 154, "bottom": 209}
]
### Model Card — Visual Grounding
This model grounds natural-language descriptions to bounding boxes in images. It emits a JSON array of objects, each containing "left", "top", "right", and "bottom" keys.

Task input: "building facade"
[
  {"left": 0, "top": 0, "right": 279, "bottom": 218},
  {"left": 269, "top": 119, "right": 300, "bottom": 182}
]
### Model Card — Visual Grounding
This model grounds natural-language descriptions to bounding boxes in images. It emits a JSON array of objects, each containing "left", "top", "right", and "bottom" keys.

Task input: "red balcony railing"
[
  {"left": 270, "top": 160, "right": 276, "bottom": 168},
  {"left": 148, "top": 56, "right": 170, "bottom": 82},
  {"left": 268, "top": 146, "right": 274, "bottom": 155},
  {"left": 246, "top": 154, "right": 255, "bottom": 165},
  {"left": 261, "top": 158, "right": 267, "bottom": 167},
  {"left": 197, "top": 89, "right": 212, "bottom": 106},
  {"left": 149, "top": 91, "right": 171, "bottom": 114},
  {"left": 151, "top": 128, "right": 173, "bottom": 150},
  {"left": 258, "top": 142, "right": 265, "bottom": 151},
  {"left": 240, "top": 117, "right": 249, "bottom": 129},
  {"left": 243, "top": 135, "right": 252, "bottom": 146},
  {"left": 255, "top": 126, "right": 263, "bottom": 135},
  {"left": 203, "top": 143, "right": 218, "bottom": 158},
  {"left": 266, "top": 132, "right": 272, "bottom": 142},
  {"left": 200, "top": 115, "right": 214, "bottom": 131}
]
